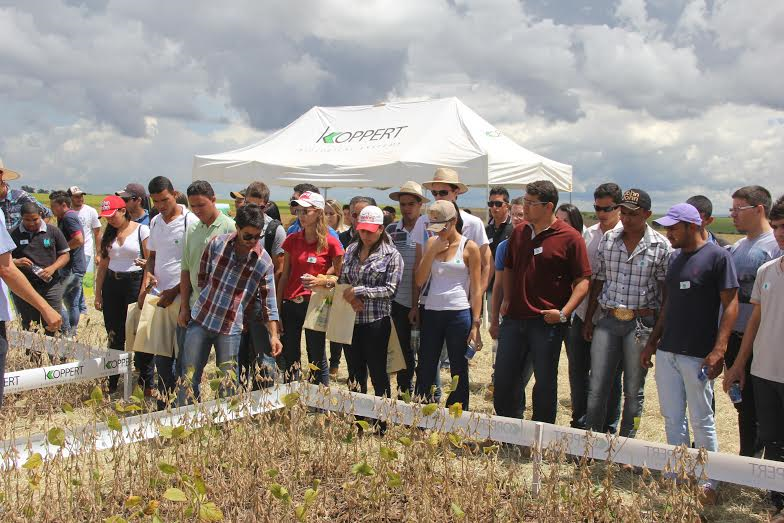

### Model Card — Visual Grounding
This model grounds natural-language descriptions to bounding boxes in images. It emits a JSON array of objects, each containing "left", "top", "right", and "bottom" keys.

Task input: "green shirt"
[{"left": 181, "top": 212, "right": 235, "bottom": 307}]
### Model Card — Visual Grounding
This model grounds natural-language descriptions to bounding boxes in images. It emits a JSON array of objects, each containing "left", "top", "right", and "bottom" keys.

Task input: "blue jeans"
[
  {"left": 415, "top": 309, "right": 471, "bottom": 409},
  {"left": 494, "top": 317, "right": 565, "bottom": 422},
  {"left": 78, "top": 255, "right": 91, "bottom": 314},
  {"left": 176, "top": 323, "right": 241, "bottom": 405},
  {"left": 655, "top": 350, "right": 719, "bottom": 490},
  {"left": 566, "top": 316, "right": 622, "bottom": 431},
  {"left": 60, "top": 270, "right": 85, "bottom": 337},
  {"left": 585, "top": 315, "right": 653, "bottom": 438}
]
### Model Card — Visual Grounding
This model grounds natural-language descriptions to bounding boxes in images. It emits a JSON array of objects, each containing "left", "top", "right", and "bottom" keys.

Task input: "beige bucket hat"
[
  {"left": 0, "top": 158, "right": 21, "bottom": 182},
  {"left": 389, "top": 180, "right": 430, "bottom": 203},
  {"left": 421, "top": 167, "right": 468, "bottom": 194}
]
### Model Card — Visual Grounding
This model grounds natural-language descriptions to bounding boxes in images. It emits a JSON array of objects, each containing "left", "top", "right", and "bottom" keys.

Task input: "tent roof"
[{"left": 193, "top": 97, "right": 572, "bottom": 191}]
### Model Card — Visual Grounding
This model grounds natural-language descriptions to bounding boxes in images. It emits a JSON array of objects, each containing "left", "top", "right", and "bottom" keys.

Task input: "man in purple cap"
[
  {"left": 116, "top": 183, "right": 150, "bottom": 225},
  {"left": 641, "top": 203, "right": 739, "bottom": 505},
  {"left": 582, "top": 188, "right": 671, "bottom": 439}
]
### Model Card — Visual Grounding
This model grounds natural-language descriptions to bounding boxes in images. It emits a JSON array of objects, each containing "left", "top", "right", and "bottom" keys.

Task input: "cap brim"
[
  {"left": 115, "top": 191, "right": 131, "bottom": 198},
  {"left": 356, "top": 222, "right": 383, "bottom": 232},
  {"left": 619, "top": 202, "right": 642, "bottom": 210},
  {"left": 292, "top": 198, "right": 323, "bottom": 209},
  {"left": 653, "top": 216, "right": 679, "bottom": 227},
  {"left": 230, "top": 191, "right": 245, "bottom": 199},
  {"left": 99, "top": 209, "right": 119, "bottom": 218},
  {"left": 426, "top": 222, "right": 449, "bottom": 232},
  {"left": 389, "top": 191, "right": 430, "bottom": 203},
  {"left": 0, "top": 169, "right": 21, "bottom": 181}
]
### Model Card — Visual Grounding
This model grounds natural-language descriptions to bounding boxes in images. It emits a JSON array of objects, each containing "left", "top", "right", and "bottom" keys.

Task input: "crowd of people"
[{"left": 0, "top": 159, "right": 783, "bottom": 512}]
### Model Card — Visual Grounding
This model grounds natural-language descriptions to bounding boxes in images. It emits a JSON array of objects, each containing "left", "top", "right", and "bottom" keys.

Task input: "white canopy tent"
[{"left": 192, "top": 97, "right": 572, "bottom": 192}]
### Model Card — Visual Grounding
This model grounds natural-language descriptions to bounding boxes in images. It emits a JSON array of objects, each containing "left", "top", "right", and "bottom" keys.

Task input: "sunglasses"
[
  {"left": 431, "top": 190, "right": 452, "bottom": 197},
  {"left": 594, "top": 204, "right": 619, "bottom": 213},
  {"left": 241, "top": 232, "right": 261, "bottom": 242},
  {"left": 487, "top": 201, "right": 507, "bottom": 208}
]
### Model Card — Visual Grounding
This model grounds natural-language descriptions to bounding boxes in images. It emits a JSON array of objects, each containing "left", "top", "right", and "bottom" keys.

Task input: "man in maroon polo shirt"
[{"left": 496, "top": 180, "right": 591, "bottom": 422}]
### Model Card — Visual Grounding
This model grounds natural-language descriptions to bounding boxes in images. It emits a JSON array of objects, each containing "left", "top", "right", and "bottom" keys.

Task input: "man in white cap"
[
  {"left": 0, "top": 158, "right": 51, "bottom": 230},
  {"left": 387, "top": 181, "right": 429, "bottom": 394},
  {"left": 68, "top": 185, "right": 102, "bottom": 314},
  {"left": 411, "top": 168, "right": 491, "bottom": 325}
]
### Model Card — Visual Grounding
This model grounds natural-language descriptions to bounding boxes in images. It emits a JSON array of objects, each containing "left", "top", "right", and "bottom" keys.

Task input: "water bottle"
[
  {"left": 410, "top": 327, "right": 420, "bottom": 353},
  {"left": 31, "top": 264, "right": 52, "bottom": 283},
  {"left": 465, "top": 340, "right": 477, "bottom": 360},
  {"left": 149, "top": 287, "right": 161, "bottom": 297},
  {"left": 697, "top": 365, "right": 710, "bottom": 381},
  {"left": 728, "top": 382, "right": 742, "bottom": 404}
]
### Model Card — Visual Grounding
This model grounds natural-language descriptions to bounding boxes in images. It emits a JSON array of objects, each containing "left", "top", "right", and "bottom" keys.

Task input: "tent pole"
[{"left": 323, "top": 187, "right": 328, "bottom": 200}]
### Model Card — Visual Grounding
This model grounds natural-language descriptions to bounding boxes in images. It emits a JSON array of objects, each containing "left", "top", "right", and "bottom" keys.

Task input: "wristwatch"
[{"left": 558, "top": 310, "right": 568, "bottom": 323}]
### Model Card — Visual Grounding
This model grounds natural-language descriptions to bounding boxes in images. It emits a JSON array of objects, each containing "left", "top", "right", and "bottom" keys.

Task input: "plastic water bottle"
[
  {"left": 697, "top": 365, "right": 710, "bottom": 381},
  {"left": 31, "top": 264, "right": 52, "bottom": 283},
  {"left": 728, "top": 382, "right": 742, "bottom": 404},
  {"left": 410, "top": 328, "right": 420, "bottom": 353},
  {"left": 465, "top": 340, "right": 477, "bottom": 360}
]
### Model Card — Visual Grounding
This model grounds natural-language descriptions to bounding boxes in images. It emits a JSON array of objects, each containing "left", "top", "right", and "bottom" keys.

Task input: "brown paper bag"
[
  {"left": 326, "top": 284, "right": 356, "bottom": 345},
  {"left": 386, "top": 320, "right": 406, "bottom": 374},
  {"left": 303, "top": 288, "right": 333, "bottom": 332}
]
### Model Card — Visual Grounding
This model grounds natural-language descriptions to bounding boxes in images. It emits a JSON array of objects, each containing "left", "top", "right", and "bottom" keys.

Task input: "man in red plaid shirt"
[{"left": 176, "top": 204, "right": 281, "bottom": 405}]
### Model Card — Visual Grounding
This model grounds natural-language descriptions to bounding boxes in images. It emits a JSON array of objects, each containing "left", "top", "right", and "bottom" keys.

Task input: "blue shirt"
[
  {"left": 286, "top": 218, "right": 340, "bottom": 239},
  {"left": 58, "top": 209, "right": 87, "bottom": 274},
  {"left": 494, "top": 239, "right": 509, "bottom": 272},
  {"left": 0, "top": 209, "right": 16, "bottom": 321},
  {"left": 134, "top": 211, "right": 150, "bottom": 226},
  {"left": 661, "top": 242, "right": 739, "bottom": 358}
]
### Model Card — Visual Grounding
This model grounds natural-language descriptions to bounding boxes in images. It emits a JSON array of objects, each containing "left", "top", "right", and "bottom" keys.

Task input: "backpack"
[{"left": 264, "top": 218, "right": 281, "bottom": 256}]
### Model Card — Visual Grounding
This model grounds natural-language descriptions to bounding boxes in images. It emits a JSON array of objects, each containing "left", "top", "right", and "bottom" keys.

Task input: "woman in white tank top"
[{"left": 413, "top": 201, "right": 482, "bottom": 410}]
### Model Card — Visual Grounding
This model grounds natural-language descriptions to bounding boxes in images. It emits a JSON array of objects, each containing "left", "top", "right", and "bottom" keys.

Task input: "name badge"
[
  {"left": 762, "top": 282, "right": 771, "bottom": 290},
  {"left": 20, "top": 239, "right": 29, "bottom": 245},
  {"left": 533, "top": 247, "right": 543, "bottom": 255},
  {"left": 679, "top": 281, "right": 691, "bottom": 290},
  {"left": 306, "top": 256, "right": 317, "bottom": 264}
]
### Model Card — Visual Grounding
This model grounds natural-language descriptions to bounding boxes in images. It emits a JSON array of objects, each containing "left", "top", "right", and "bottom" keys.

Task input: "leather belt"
[
  {"left": 608, "top": 308, "right": 654, "bottom": 321},
  {"left": 108, "top": 269, "right": 142, "bottom": 280}
]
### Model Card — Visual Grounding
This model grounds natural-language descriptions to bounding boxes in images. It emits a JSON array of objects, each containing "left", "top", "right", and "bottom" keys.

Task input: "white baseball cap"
[
  {"left": 291, "top": 191, "right": 325, "bottom": 209},
  {"left": 68, "top": 186, "right": 85, "bottom": 196},
  {"left": 355, "top": 205, "right": 385, "bottom": 232}
]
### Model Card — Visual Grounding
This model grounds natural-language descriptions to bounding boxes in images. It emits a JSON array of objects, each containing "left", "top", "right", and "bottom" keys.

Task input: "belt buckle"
[
  {"left": 292, "top": 296, "right": 304, "bottom": 304},
  {"left": 612, "top": 308, "right": 635, "bottom": 321}
]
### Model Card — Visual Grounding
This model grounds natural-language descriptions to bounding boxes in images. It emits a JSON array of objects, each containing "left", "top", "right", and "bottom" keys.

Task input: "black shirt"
[
  {"left": 11, "top": 221, "right": 70, "bottom": 284},
  {"left": 486, "top": 218, "right": 514, "bottom": 259}
]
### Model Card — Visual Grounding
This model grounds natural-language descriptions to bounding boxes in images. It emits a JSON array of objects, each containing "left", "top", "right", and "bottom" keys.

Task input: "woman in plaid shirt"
[{"left": 328, "top": 206, "right": 403, "bottom": 400}]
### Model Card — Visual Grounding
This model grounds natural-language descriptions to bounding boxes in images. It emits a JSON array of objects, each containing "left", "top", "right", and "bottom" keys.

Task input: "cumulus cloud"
[{"left": 0, "top": 0, "right": 782, "bottom": 210}]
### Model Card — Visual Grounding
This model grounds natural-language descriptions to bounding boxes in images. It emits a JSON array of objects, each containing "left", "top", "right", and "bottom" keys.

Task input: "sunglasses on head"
[
  {"left": 431, "top": 190, "right": 451, "bottom": 197},
  {"left": 594, "top": 204, "right": 619, "bottom": 213},
  {"left": 241, "top": 232, "right": 262, "bottom": 242},
  {"left": 487, "top": 201, "right": 507, "bottom": 208}
]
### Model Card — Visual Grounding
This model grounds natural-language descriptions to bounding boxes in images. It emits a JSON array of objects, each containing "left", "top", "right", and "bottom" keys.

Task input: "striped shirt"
[
  {"left": 192, "top": 233, "right": 279, "bottom": 335},
  {"left": 386, "top": 220, "right": 417, "bottom": 308},
  {"left": 339, "top": 239, "right": 404, "bottom": 324},
  {"left": 595, "top": 225, "right": 672, "bottom": 310}
]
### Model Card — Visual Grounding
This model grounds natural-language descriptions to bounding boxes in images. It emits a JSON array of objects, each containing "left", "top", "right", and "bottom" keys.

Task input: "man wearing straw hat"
[
  {"left": 387, "top": 181, "right": 429, "bottom": 395},
  {"left": 0, "top": 158, "right": 52, "bottom": 231}
]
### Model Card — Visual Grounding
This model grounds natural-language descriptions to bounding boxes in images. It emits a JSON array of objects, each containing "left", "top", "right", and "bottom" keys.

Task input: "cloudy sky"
[{"left": 1, "top": 0, "right": 782, "bottom": 212}]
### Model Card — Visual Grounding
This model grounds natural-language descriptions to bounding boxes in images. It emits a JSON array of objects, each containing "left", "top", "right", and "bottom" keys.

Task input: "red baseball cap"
[
  {"left": 355, "top": 205, "right": 385, "bottom": 232},
  {"left": 99, "top": 195, "right": 126, "bottom": 217}
]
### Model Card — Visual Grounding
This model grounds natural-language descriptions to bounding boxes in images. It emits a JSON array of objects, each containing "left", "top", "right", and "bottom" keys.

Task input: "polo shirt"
[
  {"left": 58, "top": 209, "right": 87, "bottom": 274},
  {"left": 281, "top": 231, "right": 344, "bottom": 300},
  {"left": 503, "top": 219, "right": 591, "bottom": 319},
  {"left": 134, "top": 210, "right": 151, "bottom": 226},
  {"left": 181, "top": 212, "right": 235, "bottom": 307},
  {"left": 0, "top": 209, "right": 15, "bottom": 321},
  {"left": 11, "top": 220, "right": 70, "bottom": 284},
  {"left": 148, "top": 206, "right": 192, "bottom": 291},
  {"left": 286, "top": 218, "right": 340, "bottom": 240},
  {"left": 660, "top": 242, "right": 738, "bottom": 359}
]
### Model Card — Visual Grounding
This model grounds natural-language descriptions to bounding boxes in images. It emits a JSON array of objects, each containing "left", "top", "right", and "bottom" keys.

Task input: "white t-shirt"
[
  {"left": 0, "top": 209, "right": 15, "bottom": 321},
  {"left": 148, "top": 206, "right": 192, "bottom": 291},
  {"left": 107, "top": 224, "right": 150, "bottom": 273},
  {"left": 412, "top": 209, "right": 489, "bottom": 249},
  {"left": 76, "top": 205, "right": 101, "bottom": 258},
  {"left": 749, "top": 256, "right": 784, "bottom": 384}
]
